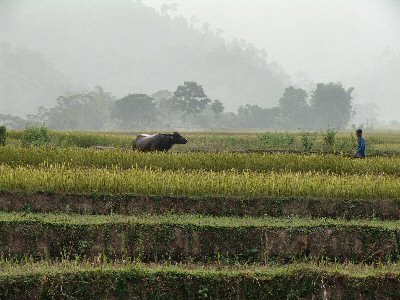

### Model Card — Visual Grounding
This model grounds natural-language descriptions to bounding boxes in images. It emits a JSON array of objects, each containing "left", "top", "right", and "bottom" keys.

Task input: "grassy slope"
[
  {"left": 1, "top": 212, "right": 400, "bottom": 229},
  {"left": 0, "top": 212, "right": 398, "bottom": 263},
  {"left": 1, "top": 261, "right": 400, "bottom": 299},
  {"left": 1, "top": 191, "right": 399, "bottom": 219}
]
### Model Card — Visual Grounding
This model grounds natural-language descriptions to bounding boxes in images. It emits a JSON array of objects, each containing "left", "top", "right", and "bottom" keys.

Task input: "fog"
[
  {"left": 0, "top": 0, "right": 399, "bottom": 128},
  {"left": 145, "top": 0, "right": 400, "bottom": 121}
]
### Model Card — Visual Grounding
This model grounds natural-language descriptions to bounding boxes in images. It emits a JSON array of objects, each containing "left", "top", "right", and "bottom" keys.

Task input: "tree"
[
  {"left": 151, "top": 90, "right": 179, "bottom": 127},
  {"left": 310, "top": 82, "right": 354, "bottom": 129},
  {"left": 43, "top": 86, "right": 114, "bottom": 130},
  {"left": 0, "top": 114, "right": 26, "bottom": 129},
  {"left": 111, "top": 94, "right": 156, "bottom": 129},
  {"left": 278, "top": 86, "right": 310, "bottom": 129},
  {"left": 172, "top": 81, "right": 211, "bottom": 123},
  {"left": 210, "top": 99, "right": 224, "bottom": 119},
  {"left": 237, "top": 104, "right": 279, "bottom": 128}
]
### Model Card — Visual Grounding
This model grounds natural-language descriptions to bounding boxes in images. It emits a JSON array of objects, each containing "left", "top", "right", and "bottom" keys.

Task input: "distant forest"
[{"left": 1, "top": 81, "right": 354, "bottom": 131}]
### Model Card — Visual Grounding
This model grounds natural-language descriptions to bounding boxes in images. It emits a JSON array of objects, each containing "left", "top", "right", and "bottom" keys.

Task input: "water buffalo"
[{"left": 133, "top": 132, "right": 188, "bottom": 152}]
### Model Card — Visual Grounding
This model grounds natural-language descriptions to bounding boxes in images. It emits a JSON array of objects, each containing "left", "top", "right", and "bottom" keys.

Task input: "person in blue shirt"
[{"left": 355, "top": 129, "right": 366, "bottom": 158}]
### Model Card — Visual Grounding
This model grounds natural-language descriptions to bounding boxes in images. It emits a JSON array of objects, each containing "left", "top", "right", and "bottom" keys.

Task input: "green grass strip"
[
  {"left": 0, "top": 259, "right": 399, "bottom": 278},
  {"left": 0, "top": 212, "right": 400, "bottom": 229}
]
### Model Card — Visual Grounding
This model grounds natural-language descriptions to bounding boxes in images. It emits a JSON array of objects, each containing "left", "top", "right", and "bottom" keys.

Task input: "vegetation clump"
[
  {"left": 21, "top": 124, "right": 51, "bottom": 147},
  {"left": 0, "top": 126, "right": 6, "bottom": 146}
]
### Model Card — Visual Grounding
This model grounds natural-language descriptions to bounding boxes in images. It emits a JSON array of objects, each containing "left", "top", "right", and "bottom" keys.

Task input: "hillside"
[{"left": 0, "top": 0, "right": 288, "bottom": 115}]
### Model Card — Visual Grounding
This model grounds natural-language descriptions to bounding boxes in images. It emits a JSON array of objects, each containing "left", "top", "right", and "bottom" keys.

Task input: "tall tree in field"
[
  {"left": 278, "top": 86, "right": 309, "bottom": 129},
  {"left": 172, "top": 81, "right": 211, "bottom": 123},
  {"left": 151, "top": 90, "right": 179, "bottom": 127},
  {"left": 310, "top": 82, "right": 354, "bottom": 129},
  {"left": 111, "top": 94, "right": 156, "bottom": 129},
  {"left": 237, "top": 104, "right": 279, "bottom": 128},
  {"left": 43, "top": 86, "right": 114, "bottom": 130},
  {"left": 210, "top": 99, "right": 224, "bottom": 119}
]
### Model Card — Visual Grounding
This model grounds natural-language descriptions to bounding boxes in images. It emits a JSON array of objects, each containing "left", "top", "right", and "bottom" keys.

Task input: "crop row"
[
  {"left": 7, "top": 129, "right": 400, "bottom": 153},
  {"left": 0, "top": 212, "right": 399, "bottom": 262},
  {"left": 1, "top": 146, "right": 400, "bottom": 175},
  {"left": 0, "top": 164, "right": 399, "bottom": 199},
  {"left": 1, "top": 260, "right": 400, "bottom": 299}
]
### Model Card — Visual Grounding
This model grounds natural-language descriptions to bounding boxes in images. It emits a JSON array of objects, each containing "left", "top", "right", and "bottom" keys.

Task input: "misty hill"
[
  {"left": 0, "top": 0, "right": 288, "bottom": 115},
  {"left": 0, "top": 43, "right": 74, "bottom": 116}
]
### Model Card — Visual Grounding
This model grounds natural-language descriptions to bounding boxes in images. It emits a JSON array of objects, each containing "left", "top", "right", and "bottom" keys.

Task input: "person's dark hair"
[{"left": 356, "top": 129, "right": 363, "bottom": 134}]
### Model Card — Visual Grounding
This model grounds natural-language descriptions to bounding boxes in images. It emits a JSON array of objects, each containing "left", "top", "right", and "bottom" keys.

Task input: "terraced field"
[{"left": 0, "top": 131, "right": 400, "bottom": 299}]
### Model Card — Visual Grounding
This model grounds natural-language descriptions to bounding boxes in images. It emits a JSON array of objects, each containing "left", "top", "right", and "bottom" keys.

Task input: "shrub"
[
  {"left": 21, "top": 124, "right": 51, "bottom": 147},
  {"left": 0, "top": 126, "right": 6, "bottom": 146},
  {"left": 262, "top": 132, "right": 295, "bottom": 149},
  {"left": 323, "top": 128, "right": 337, "bottom": 152},
  {"left": 301, "top": 132, "right": 314, "bottom": 152}
]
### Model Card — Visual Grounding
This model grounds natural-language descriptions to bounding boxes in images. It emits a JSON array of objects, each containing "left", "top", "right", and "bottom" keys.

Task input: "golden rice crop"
[
  {"left": 0, "top": 146, "right": 399, "bottom": 175},
  {"left": 0, "top": 164, "right": 399, "bottom": 199}
]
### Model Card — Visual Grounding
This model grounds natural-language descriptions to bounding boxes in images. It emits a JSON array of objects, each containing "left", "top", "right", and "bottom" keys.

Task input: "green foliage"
[
  {"left": 323, "top": 128, "right": 337, "bottom": 151},
  {"left": 210, "top": 100, "right": 224, "bottom": 118},
  {"left": 310, "top": 82, "right": 354, "bottom": 129},
  {"left": 21, "top": 124, "right": 51, "bottom": 147},
  {"left": 172, "top": 81, "right": 211, "bottom": 122},
  {"left": 279, "top": 86, "right": 309, "bottom": 129},
  {"left": 198, "top": 286, "right": 209, "bottom": 299},
  {"left": 301, "top": 132, "right": 314, "bottom": 152},
  {"left": 152, "top": 90, "right": 179, "bottom": 127},
  {"left": 42, "top": 86, "right": 114, "bottom": 130},
  {"left": 5, "top": 130, "right": 400, "bottom": 155},
  {"left": 0, "top": 212, "right": 399, "bottom": 264},
  {"left": 0, "top": 260, "right": 399, "bottom": 299},
  {"left": 111, "top": 93, "right": 156, "bottom": 129},
  {"left": 262, "top": 132, "right": 295, "bottom": 149},
  {"left": 238, "top": 105, "right": 279, "bottom": 129},
  {"left": 0, "top": 126, "right": 6, "bottom": 146}
]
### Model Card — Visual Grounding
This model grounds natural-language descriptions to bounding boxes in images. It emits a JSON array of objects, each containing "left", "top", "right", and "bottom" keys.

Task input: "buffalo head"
[{"left": 169, "top": 132, "right": 188, "bottom": 144}]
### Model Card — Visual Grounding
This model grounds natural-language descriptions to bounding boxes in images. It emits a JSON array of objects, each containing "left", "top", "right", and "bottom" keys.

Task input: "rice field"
[
  {"left": 1, "top": 145, "right": 400, "bottom": 175},
  {"left": 6, "top": 129, "right": 400, "bottom": 154},
  {"left": 0, "top": 130, "right": 400, "bottom": 298},
  {"left": 0, "top": 164, "right": 400, "bottom": 199}
]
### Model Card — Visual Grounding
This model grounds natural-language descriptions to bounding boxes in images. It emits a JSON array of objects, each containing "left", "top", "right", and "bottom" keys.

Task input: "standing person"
[{"left": 355, "top": 129, "right": 366, "bottom": 158}]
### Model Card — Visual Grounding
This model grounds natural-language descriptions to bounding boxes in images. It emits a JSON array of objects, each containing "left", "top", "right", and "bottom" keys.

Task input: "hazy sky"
[
  {"left": 1, "top": 0, "right": 399, "bottom": 121},
  {"left": 144, "top": 0, "right": 400, "bottom": 83}
]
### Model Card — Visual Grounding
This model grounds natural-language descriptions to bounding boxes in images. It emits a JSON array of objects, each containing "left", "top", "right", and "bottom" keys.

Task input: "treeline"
[{"left": 1, "top": 81, "right": 354, "bottom": 131}]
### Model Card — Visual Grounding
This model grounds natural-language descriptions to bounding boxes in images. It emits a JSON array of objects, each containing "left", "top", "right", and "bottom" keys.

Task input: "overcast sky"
[{"left": 144, "top": 0, "right": 400, "bottom": 83}]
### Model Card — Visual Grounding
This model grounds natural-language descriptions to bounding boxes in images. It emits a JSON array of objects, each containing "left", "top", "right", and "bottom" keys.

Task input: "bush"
[
  {"left": 262, "top": 132, "right": 295, "bottom": 149},
  {"left": 0, "top": 126, "right": 6, "bottom": 146},
  {"left": 21, "top": 124, "right": 51, "bottom": 147},
  {"left": 323, "top": 128, "right": 337, "bottom": 152},
  {"left": 301, "top": 132, "right": 314, "bottom": 152}
]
